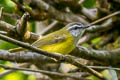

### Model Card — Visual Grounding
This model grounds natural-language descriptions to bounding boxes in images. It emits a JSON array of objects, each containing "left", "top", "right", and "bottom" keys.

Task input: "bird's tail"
[{"left": 8, "top": 47, "right": 26, "bottom": 53}]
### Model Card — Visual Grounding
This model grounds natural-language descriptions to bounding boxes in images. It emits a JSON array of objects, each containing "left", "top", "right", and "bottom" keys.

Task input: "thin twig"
[
  {"left": 88, "top": 66, "right": 120, "bottom": 71},
  {"left": 0, "top": 63, "right": 30, "bottom": 78},
  {"left": 89, "top": 11, "right": 120, "bottom": 25},
  {"left": 0, "top": 31, "right": 7, "bottom": 35},
  {"left": 86, "top": 18, "right": 113, "bottom": 32},
  {"left": 40, "top": 20, "right": 58, "bottom": 35},
  {"left": 3, "top": 12, "right": 20, "bottom": 21},
  {"left": 0, "top": 64, "right": 89, "bottom": 80},
  {"left": 0, "top": 7, "right": 3, "bottom": 20}
]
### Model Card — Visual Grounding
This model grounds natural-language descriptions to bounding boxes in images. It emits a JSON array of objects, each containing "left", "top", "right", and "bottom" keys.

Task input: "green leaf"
[
  {"left": 82, "top": 0, "right": 96, "bottom": 8},
  {"left": 91, "top": 37, "right": 101, "bottom": 44},
  {"left": 0, "top": 41, "right": 17, "bottom": 50}
]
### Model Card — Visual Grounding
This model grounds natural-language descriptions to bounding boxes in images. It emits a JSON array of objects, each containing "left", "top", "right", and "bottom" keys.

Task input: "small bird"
[{"left": 9, "top": 22, "right": 89, "bottom": 55}]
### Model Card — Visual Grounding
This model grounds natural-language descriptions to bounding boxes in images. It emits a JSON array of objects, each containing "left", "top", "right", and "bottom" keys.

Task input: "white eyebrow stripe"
[
  {"left": 68, "top": 25, "right": 85, "bottom": 30},
  {"left": 66, "top": 22, "right": 85, "bottom": 30},
  {"left": 68, "top": 25, "right": 79, "bottom": 30}
]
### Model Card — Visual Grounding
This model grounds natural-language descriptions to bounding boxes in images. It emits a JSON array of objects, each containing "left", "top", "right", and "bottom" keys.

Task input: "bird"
[{"left": 9, "top": 22, "right": 89, "bottom": 55}]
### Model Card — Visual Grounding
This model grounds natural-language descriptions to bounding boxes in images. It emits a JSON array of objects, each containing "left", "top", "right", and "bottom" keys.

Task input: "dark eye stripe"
[{"left": 66, "top": 22, "right": 86, "bottom": 30}]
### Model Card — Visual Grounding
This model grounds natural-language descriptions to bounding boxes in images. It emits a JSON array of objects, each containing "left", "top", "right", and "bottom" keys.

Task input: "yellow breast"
[{"left": 39, "top": 33, "right": 75, "bottom": 55}]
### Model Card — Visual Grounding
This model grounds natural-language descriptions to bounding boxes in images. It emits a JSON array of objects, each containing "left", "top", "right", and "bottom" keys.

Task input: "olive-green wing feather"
[
  {"left": 31, "top": 31, "right": 66, "bottom": 47},
  {"left": 9, "top": 33, "right": 66, "bottom": 53},
  {"left": 8, "top": 28, "right": 67, "bottom": 53}
]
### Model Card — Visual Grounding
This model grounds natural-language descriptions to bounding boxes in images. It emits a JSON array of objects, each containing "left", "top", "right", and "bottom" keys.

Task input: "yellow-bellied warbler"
[{"left": 9, "top": 22, "right": 89, "bottom": 55}]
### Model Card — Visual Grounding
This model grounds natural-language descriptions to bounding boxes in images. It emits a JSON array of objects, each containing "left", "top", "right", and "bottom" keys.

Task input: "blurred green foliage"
[
  {"left": 0, "top": 61, "right": 28, "bottom": 80},
  {"left": 0, "top": 0, "right": 15, "bottom": 13},
  {"left": 91, "top": 37, "right": 101, "bottom": 44},
  {"left": 82, "top": 0, "right": 96, "bottom": 8},
  {"left": 0, "top": 41, "right": 17, "bottom": 50},
  {"left": 88, "top": 69, "right": 117, "bottom": 80},
  {"left": 0, "top": 0, "right": 15, "bottom": 24}
]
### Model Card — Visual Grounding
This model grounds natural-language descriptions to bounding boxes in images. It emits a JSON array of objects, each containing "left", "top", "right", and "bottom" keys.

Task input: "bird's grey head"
[{"left": 66, "top": 22, "right": 89, "bottom": 38}]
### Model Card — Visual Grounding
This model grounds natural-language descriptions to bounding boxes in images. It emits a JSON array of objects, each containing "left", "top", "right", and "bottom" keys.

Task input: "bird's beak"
[{"left": 82, "top": 25, "right": 90, "bottom": 28}]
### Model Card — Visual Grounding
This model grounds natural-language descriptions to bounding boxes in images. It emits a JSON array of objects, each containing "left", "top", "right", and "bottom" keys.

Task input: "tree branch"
[
  {"left": 27, "top": 0, "right": 89, "bottom": 24},
  {"left": 16, "top": 12, "right": 30, "bottom": 40},
  {"left": 0, "top": 33, "right": 105, "bottom": 79},
  {"left": 11, "top": 0, "right": 48, "bottom": 21},
  {"left": 0, "top": 64, "right": 90, "bottom": 80},
  {"left": 72, "top": 46, "right": 120, "bottom": 66},
  {"left": 0, "top": 50, "right": 56, "bottom": 63},
  {"left": 0, "top": 20, "right": 39, "bottom": 43}
]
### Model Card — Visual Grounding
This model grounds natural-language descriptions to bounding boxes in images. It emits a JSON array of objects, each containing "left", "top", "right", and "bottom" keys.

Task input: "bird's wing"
[{"left": 31, "top": 32, "right": 66, "bottom": 47}]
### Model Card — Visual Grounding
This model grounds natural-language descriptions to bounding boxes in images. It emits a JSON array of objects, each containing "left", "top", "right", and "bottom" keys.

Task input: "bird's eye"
[{"left": 74, "top": 27, "right": 78, "bottom": 29}]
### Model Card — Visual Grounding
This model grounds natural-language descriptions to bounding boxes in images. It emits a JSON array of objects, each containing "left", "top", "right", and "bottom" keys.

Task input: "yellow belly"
[{"left": 39, "top": 37, "right": 75, "bottom": 55}]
